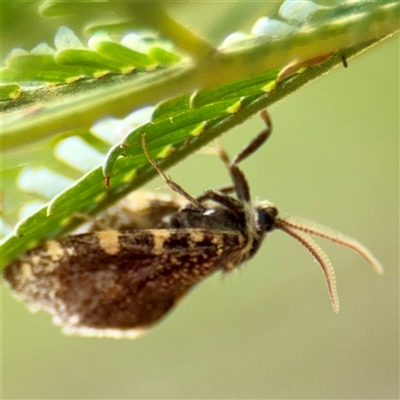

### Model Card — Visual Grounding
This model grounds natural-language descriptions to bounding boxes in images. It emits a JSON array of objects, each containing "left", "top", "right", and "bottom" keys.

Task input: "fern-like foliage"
[{"left": 1, "top": 0, "right": 399, "bottom": 268}]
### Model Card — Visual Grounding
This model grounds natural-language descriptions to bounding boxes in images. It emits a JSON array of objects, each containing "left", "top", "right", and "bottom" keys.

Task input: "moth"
[{"left": 3, "top": 110, "right": 384, "bottom": 339}]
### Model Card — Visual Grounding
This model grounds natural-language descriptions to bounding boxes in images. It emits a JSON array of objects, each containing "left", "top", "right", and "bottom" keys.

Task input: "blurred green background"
[{"left": 2, "top": 2, "right": 399, "bottom": 399}]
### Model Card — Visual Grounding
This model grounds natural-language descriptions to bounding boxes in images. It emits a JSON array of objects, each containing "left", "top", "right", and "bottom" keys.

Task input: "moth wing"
[
  {"left": 3, "top": 228, "right": 244, "bottom": 338},
  {"left": 86, "top": 191, "right": 187, "bottom": 232}
]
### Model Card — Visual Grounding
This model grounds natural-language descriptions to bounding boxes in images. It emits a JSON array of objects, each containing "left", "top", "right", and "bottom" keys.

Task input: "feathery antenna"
[{"left": 275, "top": 216, "right": 384, "bottom": 312}]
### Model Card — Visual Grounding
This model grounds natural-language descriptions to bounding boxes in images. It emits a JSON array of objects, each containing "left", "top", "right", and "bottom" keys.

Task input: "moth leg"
[
  {"left": 213, "top": 143, "right": 251, "bottom": 203},
  {"left": 141, "top": 133, "right": 206, "bottom": 212},
  {"left": 233, "top": 109, "right": 272, "bottom": 165},
  {"left": 195, "top": 186, "right": 245, "bottom": 217},
  {"left": 201, "top": 189, "right": 243, "bottom": 214},
  {"left": 213, "top": 109, "right": 273, "bottom": 203},
  {"left": 195, "top": 184, "right": 235, "bottom": 203}
]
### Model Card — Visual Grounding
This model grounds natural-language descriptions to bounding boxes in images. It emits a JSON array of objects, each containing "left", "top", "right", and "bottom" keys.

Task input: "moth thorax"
[{"left": 255, "top": 203, "right": 278, "bottom": 232}]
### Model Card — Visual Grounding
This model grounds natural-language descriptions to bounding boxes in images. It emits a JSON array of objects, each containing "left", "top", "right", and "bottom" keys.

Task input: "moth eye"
[{"left": 257, "top": 206, "right": 278, "bottom": 231}]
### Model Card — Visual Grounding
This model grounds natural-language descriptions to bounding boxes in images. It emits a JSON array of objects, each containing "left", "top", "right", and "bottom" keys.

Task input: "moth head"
[{"left": 255, "top": 201, "right": 278, "bottom": 232}]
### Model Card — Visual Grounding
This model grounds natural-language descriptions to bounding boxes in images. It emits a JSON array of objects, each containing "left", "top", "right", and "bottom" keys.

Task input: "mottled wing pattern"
[{"left": 3, "top": 228, "right": 245, "bottom": 337}]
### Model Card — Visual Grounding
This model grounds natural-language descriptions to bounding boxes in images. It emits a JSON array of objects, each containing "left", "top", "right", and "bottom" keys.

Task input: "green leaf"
[
  {"left": 0, "top": 84, "right": 21, "bottom": 100},
  {"left": 94, "top": 41, "right": 155, "bottom": 69}
]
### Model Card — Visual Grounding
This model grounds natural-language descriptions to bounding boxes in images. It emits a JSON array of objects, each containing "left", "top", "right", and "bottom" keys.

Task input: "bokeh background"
[{"left": 2, "top": 2, "right": 399, "bottom": 399}]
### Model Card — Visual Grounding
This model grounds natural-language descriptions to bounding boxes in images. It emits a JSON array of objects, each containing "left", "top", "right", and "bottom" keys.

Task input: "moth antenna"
[
  {"left": 276, "top": 219, "right": 340, "bottom": 313},
  {"left": 280, "top": 216, "right": 384, "bottom": 275}
]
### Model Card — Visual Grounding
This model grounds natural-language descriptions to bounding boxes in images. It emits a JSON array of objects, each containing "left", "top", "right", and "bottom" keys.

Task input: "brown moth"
[{"left": 3, "top": 110, "right": 384, "bottom": 339}]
